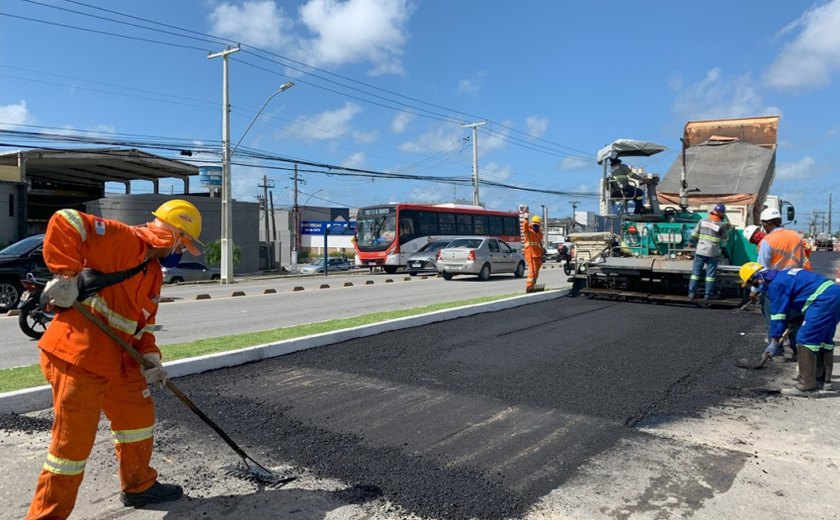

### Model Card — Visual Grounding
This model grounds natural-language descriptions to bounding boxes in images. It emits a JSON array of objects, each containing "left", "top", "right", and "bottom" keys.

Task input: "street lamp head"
[{"left": 279, "top": 81, "right": 295, "bottom": 92}]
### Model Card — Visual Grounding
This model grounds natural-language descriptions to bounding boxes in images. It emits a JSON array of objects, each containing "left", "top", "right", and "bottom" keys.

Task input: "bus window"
[
  {"left": 502, "top": 216, "right": 518, "bottom": 236},
  {"left": 439, "top": 213, "right": 456, "bottom": 234},
  {"left": 488, "top": 215, "right": 503, "bottom": 235},
  {"left": 456, "top": 214, "right": 473, "bottom": 234},
  {"left": 356, "top": 210, "right": 396, "bottom": 249},
  {"left": 474, "top": 215, "right": 488, "bottom": 235},
  {"left": 399, "top": 214, "right": 417, "bottom": 244},
  {"left": 418, "top": 211, "right": 438, "bottom": 235}
]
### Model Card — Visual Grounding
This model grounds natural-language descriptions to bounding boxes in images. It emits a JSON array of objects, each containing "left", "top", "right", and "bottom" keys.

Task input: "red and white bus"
[{"left": 353, "top": 203, "right": 521, "bottom": 273}]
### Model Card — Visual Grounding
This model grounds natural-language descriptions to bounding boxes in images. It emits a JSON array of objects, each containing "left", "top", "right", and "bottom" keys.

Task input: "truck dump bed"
[{"left": 658, "top": 116, "right": 778, "bottom": 226}]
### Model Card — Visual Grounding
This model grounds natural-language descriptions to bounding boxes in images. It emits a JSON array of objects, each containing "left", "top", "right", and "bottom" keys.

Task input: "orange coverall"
[
  {"left": 28, "top": 209, "right": 164, "bottom": 520},
  {"left": 522, "top": 218, "right": 544, "bottom": 291}
]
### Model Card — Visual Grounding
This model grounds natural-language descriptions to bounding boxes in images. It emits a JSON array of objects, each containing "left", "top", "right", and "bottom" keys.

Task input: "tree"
[{"left": 204, "top": 240, "right": 242, "bottom": 267}]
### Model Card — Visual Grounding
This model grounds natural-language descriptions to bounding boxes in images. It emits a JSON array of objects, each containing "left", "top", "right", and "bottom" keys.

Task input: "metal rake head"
[{"left": 223, "top": 458, "right": 297, "bottom": 488}]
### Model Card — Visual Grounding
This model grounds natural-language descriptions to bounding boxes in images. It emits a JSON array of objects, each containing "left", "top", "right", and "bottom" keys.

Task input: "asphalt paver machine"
[{"left": 572, "top": 116, "right": 783, "bottom": 307}]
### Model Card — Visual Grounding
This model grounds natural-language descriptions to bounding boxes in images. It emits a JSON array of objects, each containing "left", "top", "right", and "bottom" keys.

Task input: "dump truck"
[
  {"left": 814, "top": 233, "right": 834, "bottom": 252},
  {"left": 572, "top": 115, "right": 789, "bottom": 307}
]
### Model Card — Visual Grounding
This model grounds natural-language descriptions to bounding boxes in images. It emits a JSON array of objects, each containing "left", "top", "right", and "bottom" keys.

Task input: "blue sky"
[{"left": 1, "top": 0, "right": 839, "bottom": 232}]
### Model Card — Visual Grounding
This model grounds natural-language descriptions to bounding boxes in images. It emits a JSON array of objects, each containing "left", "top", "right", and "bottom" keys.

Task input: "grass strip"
[{"left": 0, "top": 293, "right": 517, "bottom": 393}]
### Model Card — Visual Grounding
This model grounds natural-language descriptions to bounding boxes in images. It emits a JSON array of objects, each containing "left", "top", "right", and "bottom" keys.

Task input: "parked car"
[
  {"left": 436, "top": 237, "right": 526, "bottom": 281},
  {"left": 0, "top": 234, "right": 50, "bottom": 312},
  {"left": 544, "top": 243, "right": 559, "bottom": 261},
  {"left": 300, "top": 257, "right": 352, "bottom": 274},
  {"left": 406, "top": 240, "right": 451, "bottom": 276},
  {"left": 161, "top": 262, "right": 221, "bottom": 283}
]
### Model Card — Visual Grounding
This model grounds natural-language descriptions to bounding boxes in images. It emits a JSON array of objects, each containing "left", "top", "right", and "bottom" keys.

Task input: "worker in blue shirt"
[{"left": 740, "top": 262, "right": 840, "bottom": 396}]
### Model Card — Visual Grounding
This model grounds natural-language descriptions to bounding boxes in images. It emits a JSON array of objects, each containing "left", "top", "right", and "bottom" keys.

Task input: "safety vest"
[
  {"left": 610, "top": 164, "right": 635, "bottom": 189},
  {"left": 39, "top": 209, "right": 163, "bottom": 380},
  {"left": 764, "top": 229, "right": 812, "bottom": 271},
  {"left": 521, "top": 219, "right": 543, "bottom": 256},
  {"left": 691, "top": 218, "right": 728, "bottom": 258}
]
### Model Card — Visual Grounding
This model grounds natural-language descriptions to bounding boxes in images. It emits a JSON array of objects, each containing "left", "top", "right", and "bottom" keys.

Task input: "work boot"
[
  {"left": 120, "top": 481, "right": 183, "bottom": 508},
  {"left": 781, "top": 347, "right": 818, "bottom": 397},
  {"left": 816, "top": 348, "right": 834, "bottom": 392}
]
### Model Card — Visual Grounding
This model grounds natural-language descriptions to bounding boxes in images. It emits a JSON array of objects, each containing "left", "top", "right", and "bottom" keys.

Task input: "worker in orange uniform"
[
  {"left": 27, "top": 200, "right": 203, "bottom": 519},
  {"left": 522, "top": 214, "right": 545, "bottom": 292},
  {"left": 744, "top": 208, "right": 812, "bottom": 360}
]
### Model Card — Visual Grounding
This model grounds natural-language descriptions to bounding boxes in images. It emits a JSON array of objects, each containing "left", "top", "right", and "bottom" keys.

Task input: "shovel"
[
  {"left": 71, "top": 301, "right": 295, "bottom": 487},
  {"left": 735, "top": 327, "right": 791, "bottom": 370}
]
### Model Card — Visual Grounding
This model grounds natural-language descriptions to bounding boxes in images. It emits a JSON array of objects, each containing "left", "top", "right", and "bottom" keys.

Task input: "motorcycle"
[
  {"left": 557, "top": 247, "right": 575, "bottom": 276},
  {"left": 18, "top": 273, "right": 53, "bottom": 340}
]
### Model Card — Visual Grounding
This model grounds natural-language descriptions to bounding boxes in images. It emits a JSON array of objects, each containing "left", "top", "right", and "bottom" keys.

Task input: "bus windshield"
[{"left": 355, "top": 208, "right": 396, "bottom": 250}]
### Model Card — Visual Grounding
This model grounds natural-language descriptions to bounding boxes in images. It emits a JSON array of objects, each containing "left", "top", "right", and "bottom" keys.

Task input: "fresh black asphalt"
[{"left": 142, "top": 296, "right": 772, "bottom": 520}]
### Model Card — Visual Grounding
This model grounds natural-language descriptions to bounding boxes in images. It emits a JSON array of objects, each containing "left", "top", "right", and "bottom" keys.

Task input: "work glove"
[
  {"left": 764, "top": 340, "right": 783, "bottom": 358},
  {"left": 41, "top": 274, "right": 79, "bottom": 308},
  {"left": 140, "top": 353, "right": 168, "bottom": 389}
]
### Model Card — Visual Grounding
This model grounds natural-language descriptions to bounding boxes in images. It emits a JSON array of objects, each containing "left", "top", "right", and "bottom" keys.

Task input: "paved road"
[
  {"left": 5, "top": 289, "right": 837, "bottom": 519},
  {"left": 1, "top": 266, "right": 571, "bottom": 369}
]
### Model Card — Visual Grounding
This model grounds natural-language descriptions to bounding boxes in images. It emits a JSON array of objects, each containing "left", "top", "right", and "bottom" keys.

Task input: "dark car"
[
  {"left": 300, "top": 257, "right": 352, "bottom": 274},
  {"left": 0, "top": 234, "right": 50, "bottom": 312},
  {"left": 406, "top": 240, "right": 451, "bottom": 276},
  {"left": 161, "top": 262, "right": 221, "bottom": 283}
]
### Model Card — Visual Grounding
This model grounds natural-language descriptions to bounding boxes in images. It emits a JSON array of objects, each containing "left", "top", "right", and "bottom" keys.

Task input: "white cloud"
[
  {"left": 765, "top": 0, "right": 840, "bottom": 91},
  {"left": 291, "top": 102, "right": 362, "bottom": 141},
  {"left": 296, "top": 0, "right": 411, "bottom": 76},
  {"left": 777, "top": 156, "right": 818, "bottom": 180},
  {"left": 391, "top": 111, "right": 413, "bottom": 133},
  {"left": 481, "top": 162, "right": 512, "bottom": 182},
  {"left": 671, "top": 68, "right": 780, "bottom": 121},
  {"left": 556, "top": 157, "right": 590, "bottom": 172},
  {"left": 342, "top": 151, "right": 366, "bottom": 168},
  {"left": 408, "top": 185, "right": 453, "bottom": 204},
  {"left": 0, "top": 101, "right": 34, "bottom": 128},
  {"left": 525, "top": 116, "right": 549, "bottom": 138},
  {"left": 352, "top": 129, "right": 378, "bottom": 144},
  {"left": 399, "top": 127, "right": 459, "bottom": 153},
  {"left": 457, "top": 70, "right": 487, "bottom": 95},
  {"left": 478, "top": 125, "right": 508, "bottom": 153},
  {"left": 209, "top": 1, "right": 293, "bottom": 49}
]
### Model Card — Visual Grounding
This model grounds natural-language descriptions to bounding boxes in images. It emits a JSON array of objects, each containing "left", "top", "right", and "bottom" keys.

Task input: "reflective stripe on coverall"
[
  {"left": 766, "top": 268, "right": 840, "bottom": 352},
  {"left": 28, "top": 209, "right": 163, "bottom": 520},
  {"left": 522, "top": 218, "right": 543, "bottom": 290}
]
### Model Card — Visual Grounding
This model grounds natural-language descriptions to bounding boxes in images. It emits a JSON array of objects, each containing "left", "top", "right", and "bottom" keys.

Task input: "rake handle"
[{"left": 71, "top": 301, "right": 251, "bottom": 462}]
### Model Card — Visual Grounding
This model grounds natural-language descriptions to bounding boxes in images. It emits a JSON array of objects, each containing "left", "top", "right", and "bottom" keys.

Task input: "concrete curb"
[{"left": 0, "top": 289, "right": 568, "bottom": 414}]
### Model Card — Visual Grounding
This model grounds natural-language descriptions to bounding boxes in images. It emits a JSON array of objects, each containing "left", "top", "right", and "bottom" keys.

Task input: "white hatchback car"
[{"left": 436, "top": 237, "right": 526, "bottom": 281}]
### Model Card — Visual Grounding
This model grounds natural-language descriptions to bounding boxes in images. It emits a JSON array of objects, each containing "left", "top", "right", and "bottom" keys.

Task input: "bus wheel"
[{"left": 383, "top": 266, "right": 398, "bottom": 274}]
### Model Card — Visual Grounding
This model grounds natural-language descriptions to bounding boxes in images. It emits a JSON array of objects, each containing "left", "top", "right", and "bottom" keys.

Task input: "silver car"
[
  {"left": 436, "top": 237, "right": 526, "bottom": 281},
  {"left": 161, "top": 262, "right": 221, "bottom": 283},
  {"left": 406, "top": 240, "right": 451, "bottom": 276}
]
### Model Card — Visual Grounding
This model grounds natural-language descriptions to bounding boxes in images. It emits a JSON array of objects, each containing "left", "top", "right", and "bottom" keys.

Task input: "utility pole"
[
  {"left": 208, "top": 44, "right": 240, "bottom": 284},
  {"left": 541, "top": 204, "right": 548, "bottom": 248},
  {"left": 461, "top": 121, "right": 486, "bottom": 206},
  {"left": 291, "top": 163, "right": 299, "bottom": 272},
  {"left": 258, "top": 175, "right": 274, "bottom": 270},
  {"left": 569, "top": 200, "right": 580, "bottom": 231},
  {"left": 829, "top": 194, "right": 833, "bottom": 235}
]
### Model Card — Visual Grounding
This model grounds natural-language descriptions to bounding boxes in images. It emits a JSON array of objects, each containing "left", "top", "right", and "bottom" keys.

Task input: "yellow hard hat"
[
  {"left": 739, "top": 261, "right": 765, "bottom": 287},
  {"left": 152, "top": 199, "right": 202, "bottom": 254},
  {"left": 530, "top": 215, "right": 542, "bottom": 224}
]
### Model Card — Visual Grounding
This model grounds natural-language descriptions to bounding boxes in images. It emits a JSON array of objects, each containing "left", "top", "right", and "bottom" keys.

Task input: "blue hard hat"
[{"left": 713, "top": 203, "right": 726, "bottom": 214}]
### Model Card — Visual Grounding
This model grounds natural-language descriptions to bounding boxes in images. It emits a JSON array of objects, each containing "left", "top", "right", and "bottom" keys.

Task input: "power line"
[{"left": 8, "top": 0, "right": 596, "bottom": 160}]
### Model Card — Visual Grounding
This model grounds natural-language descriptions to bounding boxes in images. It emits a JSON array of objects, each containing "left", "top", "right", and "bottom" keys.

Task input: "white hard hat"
[
  {"left": 760, "top": 207, "right": 782, "bottom": 221},
  {"left": 743, "top": 225, "right": 760, "bottom": 241}
]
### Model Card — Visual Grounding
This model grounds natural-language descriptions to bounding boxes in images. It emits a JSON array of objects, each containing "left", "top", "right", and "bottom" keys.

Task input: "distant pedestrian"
[{"left": 687, "top": 203, "right": 730, "bottom": 301}]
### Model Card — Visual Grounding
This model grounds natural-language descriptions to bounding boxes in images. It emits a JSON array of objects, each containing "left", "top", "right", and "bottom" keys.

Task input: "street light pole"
[{"left": 209, "top": 45, "right": 240, "bottom": 284}]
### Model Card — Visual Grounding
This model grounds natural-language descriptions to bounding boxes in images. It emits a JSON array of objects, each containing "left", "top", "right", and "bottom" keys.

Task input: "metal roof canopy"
[{"left": 0, "top": 148, "right": 198, "bottom": 188}]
